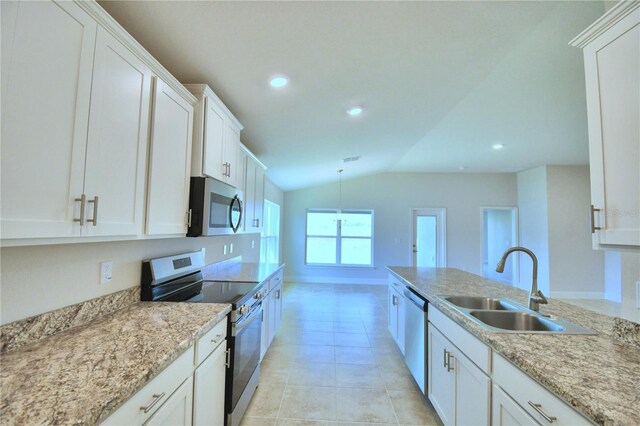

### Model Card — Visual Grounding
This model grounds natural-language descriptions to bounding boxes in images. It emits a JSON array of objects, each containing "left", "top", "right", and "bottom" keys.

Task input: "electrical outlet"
[
  {"left": 223, "top": 244, "right": 227, "bottom": 255},
  {"left": 230, "top": 243, "right": 234, "bottom": 254},
  {"left": 251, "top": 240, "right": 255, "bottom": 249},
  {"left": 100, "top": 261, "right": 113, "bottom": 285},
  {"left": 636, "top": 281, "right": 640, "bottom": 308}
]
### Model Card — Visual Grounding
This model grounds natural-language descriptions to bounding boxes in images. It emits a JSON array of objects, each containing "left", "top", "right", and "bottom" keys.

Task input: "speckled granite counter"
[
  {"left": 203, "top": 261, "right": 284, "bottom": 283},
  {"left": 387, "top": 266, "right": 640, "bottom": 426},
  {"left": 0, "top": 302, "right": 230, "bottom": 425}
]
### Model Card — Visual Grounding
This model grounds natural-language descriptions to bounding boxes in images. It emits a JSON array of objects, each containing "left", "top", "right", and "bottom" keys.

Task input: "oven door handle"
[{"left": 232, "top": 304, "right": 262, "bottom": 336}]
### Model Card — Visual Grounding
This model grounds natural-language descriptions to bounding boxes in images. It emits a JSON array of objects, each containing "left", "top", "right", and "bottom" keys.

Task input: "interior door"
[
  {"left": 412, "top": 208, "right": 446, "bottom": 267},
  {"left": 1, "top": 0, "right": 96, "bottom": 239},
  {"left": 482, "top": 208, "right": 518, "bottom": 283},
  {"left": 83, "top": 26, "right": 151, "bottom": 237}
]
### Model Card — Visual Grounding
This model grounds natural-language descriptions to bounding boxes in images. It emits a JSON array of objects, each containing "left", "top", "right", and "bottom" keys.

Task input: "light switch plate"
[
  {"left": 636, "top": 281, "right": 640, "bottom": 308},
  {"left": 251, "top": 240, "right": 255, "bottom": 249},
  {"left": 230, "top": 243, "right": 234, "bottom": 254},
  {"left": 100, "top": 261, "right": 113, "bottom": 285},
  {"left": 223, "top": 244, "right": 227, "bottom": 255}
]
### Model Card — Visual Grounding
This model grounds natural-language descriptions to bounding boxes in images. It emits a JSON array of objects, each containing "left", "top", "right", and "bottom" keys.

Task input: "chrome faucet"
[{"left": 495, "top": 246, "right": 548, "bottom": 312}]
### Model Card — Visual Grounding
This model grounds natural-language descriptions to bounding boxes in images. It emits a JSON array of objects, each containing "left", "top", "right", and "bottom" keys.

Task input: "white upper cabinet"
[
  {"left": 1, "top": 0, "right": 97, "bottom": 239},
  {"left": 1, "top": 0, "right": 196, "bottom": 244},
  {"left": 241, "top": 144, "right": 267, "bottom": 233},
  {"left": 185, "top": 84, "right": 244, "bottom": 188},
  {"left": 83, "top": 27, "right": 152, "bottom": 237},
  {"left": 571, "top": 2, "right": 640, "bottom": 249},
  {"left": 146, "top": 78, "right": 194, "bottom": 236}
]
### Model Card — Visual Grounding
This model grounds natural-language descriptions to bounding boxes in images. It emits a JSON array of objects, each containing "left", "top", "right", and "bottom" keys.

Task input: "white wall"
[
  {"left": 546, "top": 166, "right": 604, "bottom": 296},
  {"left": 283, "top": 172, "right": 518, "bottom": 284},
  {"left": 517, "top": 166, "right": 550, "bottom": 293},
  {"left": 517, "top": 165, "right": 604, "bottom": 297},
  {"left": 0, "top": 233, "right": 261, "bottom": 325}
]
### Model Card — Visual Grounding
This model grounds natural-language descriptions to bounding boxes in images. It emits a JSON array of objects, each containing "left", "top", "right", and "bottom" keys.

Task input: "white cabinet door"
[
  {"left": 492, "top": 385, "right": 538, "bottom": 426},
  {"left": 260, "top": 297, "right": 270, "bottom": 361},
  {"left": 581, "top": 8, "right": 640, "bottom": 247},
  {"left": 454, "top": 347, "right": 491, "bottom": 426},
  {"left": 268, "top": 288, "right": 278, "bottom": 347},
  {"left": 83, "top": 26, "right": 151, "bottom": 237},
  {"left": 203, "top": 97, "right": 225, "bottom": 181},
  {"left": 146, "top": 376, "right": 193, "bottom": 426},
  {"left": 274, "top": 282, "right": 283, "bottom": 333},
  {"left": 1, "top": 0, "right": 96, "bottom": 239},
  {"left": 427, "top": 324, "right": 455, "bottom": 425},
  {"left": 253, "top": 164, "right": 265, "bottom": 231},
  {"left": 146, "top": 77, "right": 194, "bottom": 235},
  {"left": 388, "top": 287, "right": 398, "bottom": 342},
  {"left": 223, "top": 123, "right": 240, "bottom": 188},
  {"left": 396, "top": 288, "right": 406, "bottom": 355},
  {"left": 193, "top": 342, "right": 227, "bottom": 426}
]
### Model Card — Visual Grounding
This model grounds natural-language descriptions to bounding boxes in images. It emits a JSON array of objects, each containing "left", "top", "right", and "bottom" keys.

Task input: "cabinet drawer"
[
  {"left": 428, "top": 306, "right": 490, "bottom": 374},
  {"left": 269, "top": 270, "right": 283, "bottom": 292},
  {"left": 102, "top": 346, "right": 194, "bottom": 425},
  {"left": 493, "top": 353, "right": 594, "bottom": 425},
  {"left": 195, "top": 317, "right": 227, "bottom": 366},
  {"left": 389, "top": 275, "right": 404, "bottom": 292}
]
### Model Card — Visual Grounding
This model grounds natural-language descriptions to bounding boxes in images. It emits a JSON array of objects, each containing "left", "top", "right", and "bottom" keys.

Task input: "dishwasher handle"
[{"left": 404, "top": 287, "right": 428, "bottom": 311}]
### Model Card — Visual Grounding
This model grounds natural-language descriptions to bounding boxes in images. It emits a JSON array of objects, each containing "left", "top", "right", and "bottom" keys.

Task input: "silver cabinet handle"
[
  {"left": 228, "top": 163, "right": 232, "bottom": 177},
  {"left": 443, "top": 349, "right": 448, "bottom": 368},
  {"left": 276, "top": 289, "right": 281, "bottom": 299},
  {"left": 446, "top": 352, "right": 455, "bottom": 372},
  {"left": 140, "top": 392, "right": 165, "bottom": 413},
  {"left": 211, "top": 333, "right": 223, "bottom": 344},
  {"left": 392, "top": 295, "right": 397, "bottom": 306},
  {"left": 528, "top": 401, "right": 557, "bottom": 423},
  {"left": 87, "top": 196, "right": 98, "bottom": 226},
  {"left": 225, "top": 348, "right": 231, "bottom": 368},
  {"left": 74, "top": 194, "right": 86, "bottom": 226},
  {"left": 187, "top": 209, "right": 192, "bottom": 227},
  {"left": 590, "top": 205, "right": 601, "bottom": 233}
]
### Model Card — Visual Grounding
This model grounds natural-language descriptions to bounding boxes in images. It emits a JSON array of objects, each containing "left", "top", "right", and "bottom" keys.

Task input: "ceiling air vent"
[{"left": 343, "top": 156, "right": 360, "bottom": 163}]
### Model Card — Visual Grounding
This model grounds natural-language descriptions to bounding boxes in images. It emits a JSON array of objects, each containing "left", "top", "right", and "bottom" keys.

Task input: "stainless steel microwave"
[{"left": 187, "top": 177, "right": 242, "bottom": 236}]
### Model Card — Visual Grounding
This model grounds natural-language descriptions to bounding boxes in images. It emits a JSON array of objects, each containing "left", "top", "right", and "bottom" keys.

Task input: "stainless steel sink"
[
  {"left": 444, "top": 296, "right": 518, "bottom": 311},
  {"left": 469, "top": 310, "right": 565, "bottom": 332},
  {"left": 437, "top": 295, "right": 596, "bottom": 335}
]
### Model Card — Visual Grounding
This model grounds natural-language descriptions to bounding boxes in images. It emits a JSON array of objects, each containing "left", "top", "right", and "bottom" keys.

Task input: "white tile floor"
[{"left": 241, "top": 283, "right": 442, "bottom": 426}]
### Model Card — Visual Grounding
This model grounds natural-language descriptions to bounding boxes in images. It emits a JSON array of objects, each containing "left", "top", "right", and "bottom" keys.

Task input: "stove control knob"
[
  {"left": 239, "top": 305, "right": 249, "bottom": 316},
  {"left": 255, "top": 291, "right": 264, "bottom": 300}
]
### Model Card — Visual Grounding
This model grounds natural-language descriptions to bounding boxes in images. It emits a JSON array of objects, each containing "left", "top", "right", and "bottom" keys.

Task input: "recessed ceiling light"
[
  {"left": 492, "top": 143, "right": 505, "bottom": 150},
  {"left": 347, "top": 106, "right": 363, "bottom": 116},
  {"left": 459, "top": 166, "right": 468, "bottom": 170},
  {"left": 269, "top": 75, "right": 289, "bottom": 88}
]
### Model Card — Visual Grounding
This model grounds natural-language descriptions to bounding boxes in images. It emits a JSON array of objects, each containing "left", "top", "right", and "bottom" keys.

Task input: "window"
[
  {"left": 260, "top": 200, "right": 280, "bottom": 264},
  {"left": 305, "top": 209, "right": 373, "bottom": 266}
]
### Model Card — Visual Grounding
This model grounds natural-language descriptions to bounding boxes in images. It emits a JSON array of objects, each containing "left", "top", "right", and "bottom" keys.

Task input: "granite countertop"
[
  {"left": 0, "top": 302, "right": 231, "bottom": 425},
  {"left": 387, "top": 267, "right": 640, "bottom": 426},
  {"left": 203, "top": 261, "right": 284, "bottom": 283}
]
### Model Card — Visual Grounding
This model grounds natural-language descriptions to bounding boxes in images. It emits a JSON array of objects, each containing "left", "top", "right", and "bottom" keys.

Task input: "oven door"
[
  {"left": 227, "top": 303, "right": 262, "bottom": 414},
  {"left": 203, "top": 179, "right": 242, "bottom": 235}
]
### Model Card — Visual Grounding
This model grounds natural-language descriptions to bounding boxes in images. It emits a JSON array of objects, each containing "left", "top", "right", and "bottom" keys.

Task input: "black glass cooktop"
[{"left": 188, "top": 281, "right": 261, "bottom": 306}]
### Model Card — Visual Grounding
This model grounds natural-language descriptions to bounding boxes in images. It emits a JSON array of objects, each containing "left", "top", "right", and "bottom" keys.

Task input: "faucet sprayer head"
[{"left": 495, "top": 257, "right": 506, "bottom": 273}]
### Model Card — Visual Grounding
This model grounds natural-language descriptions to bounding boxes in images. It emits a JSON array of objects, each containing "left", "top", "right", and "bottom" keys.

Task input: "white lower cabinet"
[
  {"left": 193, "top": 339, "right": 227, "bottom": 426},
  {"left": 261, "top": 269, "right": 285, "bottom": 361},
  {"left": 387, "top": 278, "right": 406, "bottom": 354},
  {"left": 492, "top": 385, "right": 537, "bottom": 426},
  {"left": 146, "top": 376, "right": 193, "bottom": 426},
  {"left": 427, "top": 323, "right": 490, "bottom": 426},
  {"left": 102, "top": 318, "right": 229, "bottom": 426}
]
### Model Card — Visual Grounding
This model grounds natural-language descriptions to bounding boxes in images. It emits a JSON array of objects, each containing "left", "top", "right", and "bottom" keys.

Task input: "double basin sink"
[{"left": 438, "top": 296, "right": 596, "bottom": 334}]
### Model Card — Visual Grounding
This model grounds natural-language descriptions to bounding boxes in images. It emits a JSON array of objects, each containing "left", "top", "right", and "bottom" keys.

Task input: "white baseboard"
[
  {"left": 284, "top": 275, "right": 387, "bottom": 285},
  {"left": 550, "top": 291, "right": 604, "bottom": 299}
]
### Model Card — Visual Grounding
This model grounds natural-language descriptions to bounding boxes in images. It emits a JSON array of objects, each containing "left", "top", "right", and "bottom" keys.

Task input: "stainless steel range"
[{"left": 141, "top": 249, "right": 264, "bottom": 426}]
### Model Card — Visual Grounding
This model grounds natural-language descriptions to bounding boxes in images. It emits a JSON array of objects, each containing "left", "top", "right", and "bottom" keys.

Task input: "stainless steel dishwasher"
[{"left": 403, "top": 286, "right": 428, "bottom": 394}]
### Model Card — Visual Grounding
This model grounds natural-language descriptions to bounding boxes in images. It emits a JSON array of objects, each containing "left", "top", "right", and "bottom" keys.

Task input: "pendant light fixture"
[{"left": 337, "top": 168, "right": 346, "bottom": 225}]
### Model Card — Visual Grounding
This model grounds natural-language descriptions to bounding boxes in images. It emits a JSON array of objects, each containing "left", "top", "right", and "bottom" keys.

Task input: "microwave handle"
[{"left": 230, "top": 195, "right": 242, "bottom": 233}]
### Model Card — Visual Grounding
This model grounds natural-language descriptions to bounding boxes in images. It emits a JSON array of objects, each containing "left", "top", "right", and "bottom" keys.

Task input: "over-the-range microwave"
[{"left": 187, "top": 177, "right": 242, "bottom": 237}]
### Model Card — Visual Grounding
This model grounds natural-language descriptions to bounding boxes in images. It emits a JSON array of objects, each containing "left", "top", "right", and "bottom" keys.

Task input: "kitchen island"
[{"left": 388, "top": 266, "right": 640, "bottom": 426}]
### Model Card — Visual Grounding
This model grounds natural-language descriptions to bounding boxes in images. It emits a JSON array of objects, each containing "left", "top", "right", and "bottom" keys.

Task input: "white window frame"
[{"left": 305, "top": 208, "right": 374, "bottom": 267}]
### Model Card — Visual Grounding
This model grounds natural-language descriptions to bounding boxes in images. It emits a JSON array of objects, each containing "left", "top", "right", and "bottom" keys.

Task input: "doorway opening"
[
  {"left": 482, "top": 207, "right": 518, "bottom": 284},
  {"left": 412, "top": 208, "right": 446, "bottom": 267}
]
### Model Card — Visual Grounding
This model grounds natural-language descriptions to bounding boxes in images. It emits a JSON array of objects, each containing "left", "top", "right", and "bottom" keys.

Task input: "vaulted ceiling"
[{"left": 99, "top": 1, "right": 605, "bottom": 191}]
